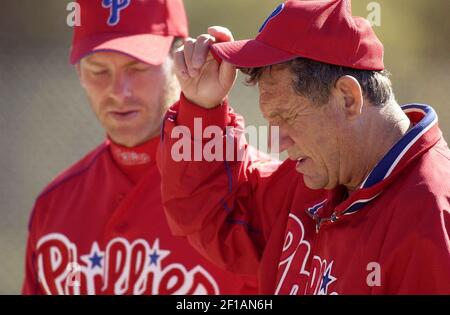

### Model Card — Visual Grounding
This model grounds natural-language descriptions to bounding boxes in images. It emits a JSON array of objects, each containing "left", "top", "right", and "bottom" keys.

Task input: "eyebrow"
[
  {"left": 261, "top": 107, "right": 279, "bottom": 119},
  {"left": 83, "top": 59, "right": 142, "bottom": 68},
  {"left": 83, "top": 60, "right": 106, "bottom": 67}
]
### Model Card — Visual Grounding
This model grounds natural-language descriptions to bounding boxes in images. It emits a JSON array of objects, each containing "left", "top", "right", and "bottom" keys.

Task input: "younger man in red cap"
[
  {"left": 158, "top": 0, "right": 450, "bottom": 294},
  {"left": 22, "top": 0, "right": 256, "bottom": 295}
]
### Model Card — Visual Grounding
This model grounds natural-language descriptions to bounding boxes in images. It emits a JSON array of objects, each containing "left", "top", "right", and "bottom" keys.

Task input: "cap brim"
[
  {"left": 70, "top": 33, "right": 174, "bottom": 65},
  {"left": 211, "top": 39, "right": 296, "bottom": 68}
]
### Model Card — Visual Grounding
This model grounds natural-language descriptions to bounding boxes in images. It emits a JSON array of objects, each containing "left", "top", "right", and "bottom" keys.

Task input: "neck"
[
  {"left": 343, "top": 102, "right": 411, "bottom": 192},
  {"left": 109, "top": 132, "right": 159, "bottom": 148},
  {"left": 108, "top": 134, "right": 160, "bottom": 184}
]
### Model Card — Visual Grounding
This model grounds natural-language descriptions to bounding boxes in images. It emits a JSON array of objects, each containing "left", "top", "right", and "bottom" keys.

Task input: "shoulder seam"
[
  {"left": 434, "top": 146, "right": 450, "bottom": 162},
  {"left": 28, "top": 144, "right": 109, "bottom": 231},
  {"left": 36, "top": 144, "right": 109, "bottom": 201}
]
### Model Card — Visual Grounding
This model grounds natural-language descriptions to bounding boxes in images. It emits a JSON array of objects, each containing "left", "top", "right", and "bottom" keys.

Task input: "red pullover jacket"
[
  {"left": 158, "top": 96, "right": 450, "bottom": 294},
  {"left": 23, "top": 136, "right": 257, "bottom": 295}
]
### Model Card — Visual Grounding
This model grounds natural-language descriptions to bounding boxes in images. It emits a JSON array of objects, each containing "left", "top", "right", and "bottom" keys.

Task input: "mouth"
[
  {"left": 296, "top": 157, "right": 308, "bottom": 165},
  {"left": 289, "top": 155, "right": 309, "bottom": 172},
  {"left": 289, "top": 155, "right": 307, "bottom": 161},
  {"left": 109, "top": 110, "right": 140, "bottom": 121}
]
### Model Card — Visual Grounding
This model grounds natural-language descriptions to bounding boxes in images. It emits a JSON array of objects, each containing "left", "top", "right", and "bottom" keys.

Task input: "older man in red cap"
[
  {"left": 158, "top": 0, "right": 450, "bottom": 294},
  {"left": 22, "top": 0, "right": 257, "bottom": 295}
]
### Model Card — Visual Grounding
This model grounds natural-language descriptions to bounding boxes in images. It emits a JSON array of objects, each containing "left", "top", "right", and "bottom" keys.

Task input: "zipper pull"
[
  {"left": 331, "top": 212, "right": 339, "bottom": 222},
  {"left": 315, "top": 218, "right": 322, "bottom": 233}
]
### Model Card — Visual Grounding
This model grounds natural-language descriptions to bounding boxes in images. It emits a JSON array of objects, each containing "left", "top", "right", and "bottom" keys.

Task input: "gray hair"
[{"left": 241, "top": 57, "right": 394, "bottom": 106}]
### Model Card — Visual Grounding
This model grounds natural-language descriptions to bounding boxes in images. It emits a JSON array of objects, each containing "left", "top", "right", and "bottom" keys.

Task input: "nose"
[
  {"left": 269, "top": 124, "right": 294, "bottom": 153},
  {"left": 110, "top": 71, "right": 132, "bottom": 103}
]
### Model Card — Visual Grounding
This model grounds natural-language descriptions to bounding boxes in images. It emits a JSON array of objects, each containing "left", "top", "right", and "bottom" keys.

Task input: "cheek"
[
  {"left": 290, "top": 121, "right": 329, "bottom": 158},
  {"left": 307, "top": 130, "right": 339, "bottom": 171},
  {"left": 82, "top": 75, "right": 110, "bottom": 107},
  {"left": 133, "top": 72, "right": 167, "bottom": 103},
  {"left": 83, "top": 71, "right": 110, "bottom": 91}
]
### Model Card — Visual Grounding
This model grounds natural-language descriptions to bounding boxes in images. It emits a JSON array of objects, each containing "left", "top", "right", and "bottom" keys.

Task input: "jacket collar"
[{"left": 306, "top": 104, "right": 441, "bottom": 229}]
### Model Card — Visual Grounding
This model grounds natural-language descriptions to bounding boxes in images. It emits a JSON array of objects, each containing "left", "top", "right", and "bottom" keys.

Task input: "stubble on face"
[
  {"left": 258, "top": 66, "right": 342, "bottom": 191},
  {"left": 79, "top": 53, "right": 180, "bottom": 147}
]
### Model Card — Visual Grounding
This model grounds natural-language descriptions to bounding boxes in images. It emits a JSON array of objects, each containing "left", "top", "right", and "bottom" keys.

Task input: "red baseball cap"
[
  {"left": 70, "top": 0, "right": 188, "bottom": 65},
  {"left": 211, "top": 0, "right": 384, "bottom": 70}
]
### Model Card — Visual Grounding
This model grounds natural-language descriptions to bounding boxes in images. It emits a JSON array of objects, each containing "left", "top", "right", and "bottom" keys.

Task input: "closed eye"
[
  {"left": 131, "top": 66, "right": 151, "bottom": 72},
  {"left": 284, "top": 113, "right": 298, "bottom": 125},
  {"left": 265, "top": 113, "right": 283, "bottom": 126},
  {"left": 88, "top": 68, "right": 109, "bottom": 76}
]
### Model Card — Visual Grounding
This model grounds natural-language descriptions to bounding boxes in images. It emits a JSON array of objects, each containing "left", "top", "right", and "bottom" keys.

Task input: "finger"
[
  {"left": 192, "top": 34, "right": 215, "bottom": 70},
  {"left": 182, "top": 37, "right": 197, "bottom": 77},
  {"left": 208, "top": 26, "right": 234, "bottom": 42},
  {"left": 173, "top": 48, "right": 189, "bottom": 81}
]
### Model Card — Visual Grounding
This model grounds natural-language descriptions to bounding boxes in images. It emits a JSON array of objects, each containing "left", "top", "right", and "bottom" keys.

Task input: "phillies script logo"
[
  {"left": 275, "top": 213, "right": 338, "bottom": 295},
  {"left": 36, "top": 233, "right": 219, "bottom": 295}
]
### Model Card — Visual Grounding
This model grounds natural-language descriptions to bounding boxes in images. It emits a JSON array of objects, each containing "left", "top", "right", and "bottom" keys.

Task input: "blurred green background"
[{"left": 0, "top": 0, "right": 449, "bottom": 294}]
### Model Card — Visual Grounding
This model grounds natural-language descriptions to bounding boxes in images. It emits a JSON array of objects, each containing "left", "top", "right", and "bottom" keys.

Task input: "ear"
[{"left": 334, "top": 75, "right": 364, "bottom": 120}]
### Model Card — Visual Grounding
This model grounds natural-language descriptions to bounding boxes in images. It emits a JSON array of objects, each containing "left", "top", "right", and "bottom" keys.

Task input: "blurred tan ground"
[{"left": 0, "top": 0, "right": 448, "bottom": 294}]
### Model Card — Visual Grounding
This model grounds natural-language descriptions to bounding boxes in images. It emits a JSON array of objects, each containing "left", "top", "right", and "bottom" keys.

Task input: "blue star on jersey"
[
  {"left": 89, "top": 252, "right": 103, "bottom": 269},
  {"left": 149, "top": 250, "right": 160, "bottom": 266},
  {"left": 147, "top": 239, "right": 170, "bottom": 271},
  {"left": 80, "top": 242, "right": 104, "bottom": 270},
  {"left": 318, "top": 261, "right": 337, "bottom": 295}
]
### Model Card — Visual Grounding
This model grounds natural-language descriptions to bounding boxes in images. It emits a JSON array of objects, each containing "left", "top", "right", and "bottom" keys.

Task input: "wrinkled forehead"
[
  {"left": 258, "top": 65, "right": 295, "bottom": 99},
  {"left": 258, "top": 64, "right": 292, "bottom": 90}
]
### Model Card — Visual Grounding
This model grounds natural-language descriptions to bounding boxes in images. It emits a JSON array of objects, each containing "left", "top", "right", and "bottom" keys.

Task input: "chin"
[{"left": 302, "top": 175, "right": 328, "bottom": 191}]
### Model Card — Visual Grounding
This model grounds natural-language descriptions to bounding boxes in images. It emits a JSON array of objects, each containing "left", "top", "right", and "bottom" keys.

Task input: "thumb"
[{"left": 219, "top": 60, "right": 237, "bottom": 90}]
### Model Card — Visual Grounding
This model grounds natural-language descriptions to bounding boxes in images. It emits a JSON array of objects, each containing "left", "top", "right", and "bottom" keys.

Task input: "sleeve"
[
  {"left": 22, "top": 205, "right": 42, "bottom": 295},
  {"left": 157, "top": 93, "right": 285, "bottom": 276}
]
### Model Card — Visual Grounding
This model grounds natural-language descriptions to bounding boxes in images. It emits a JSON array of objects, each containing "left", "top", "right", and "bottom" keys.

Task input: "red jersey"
[
  {"left": 22, "top": 136, "right": 257, "bottom": 295},
  {"left": 158, "top": 96, "right": 450, "bottom": 294}
]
